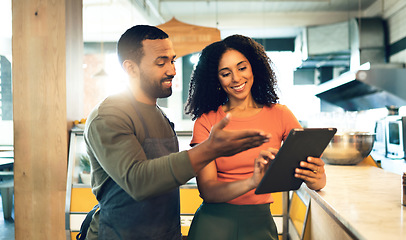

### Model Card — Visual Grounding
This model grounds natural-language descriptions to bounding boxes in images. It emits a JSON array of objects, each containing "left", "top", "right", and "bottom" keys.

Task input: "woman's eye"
[
  {"left": 220, "top": 72, "right": 230, "bottom": 78},
  {"left": 239, "top": 66, "right": 247, "bottom": 71}
]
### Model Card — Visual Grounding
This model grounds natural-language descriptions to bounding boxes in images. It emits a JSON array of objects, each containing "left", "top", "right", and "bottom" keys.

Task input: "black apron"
[{"left": 98, "top": 102, "right": 181, "bottom": 240}]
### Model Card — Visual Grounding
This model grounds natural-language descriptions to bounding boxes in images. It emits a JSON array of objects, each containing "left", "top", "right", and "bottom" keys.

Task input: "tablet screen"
[{"left": 255, "top": 128, "right": 337, "bottom": 194}]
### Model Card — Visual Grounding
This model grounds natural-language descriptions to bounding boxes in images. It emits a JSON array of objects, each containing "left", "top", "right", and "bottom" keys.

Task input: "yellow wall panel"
[
  {"left": 181, "top": 225, "right": 190, "bottom": 236},
  {"left": 289, "top": 192, "right": 308, "bottom": 237},
  {"left": 71, "top": 231, "right": 79, "bottom": 240},
  {"left": 70, "top": 187, "right": 98, "bottom": 212},
  {"left": 270, "top": 192, "right": 283, "bottom": 215},
  {"left": 180, "top": 188, "right": 202, "bottom": 214}
]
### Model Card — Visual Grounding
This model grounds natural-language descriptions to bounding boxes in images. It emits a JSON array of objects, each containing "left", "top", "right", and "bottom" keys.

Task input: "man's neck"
[{"left": 128, "top": 85, "right": 156, "bottom": 106}]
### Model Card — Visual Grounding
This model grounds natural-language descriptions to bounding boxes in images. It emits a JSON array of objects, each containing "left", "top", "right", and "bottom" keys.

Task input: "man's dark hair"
[{"left": 117, "top": 25, "right": 169, "bottom": 65}]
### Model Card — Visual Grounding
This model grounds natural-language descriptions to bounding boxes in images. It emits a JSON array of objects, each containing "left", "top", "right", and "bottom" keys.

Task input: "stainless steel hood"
[
  {"left": 315, "top": 64, "right": 406, "bottom": 111},
  {"left": 309, "top": 18, "right": 406, "bottom": 111}
]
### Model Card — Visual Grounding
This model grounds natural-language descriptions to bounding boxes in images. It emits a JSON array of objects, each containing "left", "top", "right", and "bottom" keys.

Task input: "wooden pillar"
[{"left": 12, "top": 0, "right": 83, "bottom": 239}]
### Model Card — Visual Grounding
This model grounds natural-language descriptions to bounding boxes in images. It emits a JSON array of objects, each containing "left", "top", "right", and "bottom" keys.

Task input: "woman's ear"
[{"left": 122, "top": 60, "right": 139, "bottom": 77}]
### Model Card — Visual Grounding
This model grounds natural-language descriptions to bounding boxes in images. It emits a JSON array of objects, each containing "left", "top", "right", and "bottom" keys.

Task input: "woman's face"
[{"left": 217, "top": 49, "right": 254, "bottom": 103}]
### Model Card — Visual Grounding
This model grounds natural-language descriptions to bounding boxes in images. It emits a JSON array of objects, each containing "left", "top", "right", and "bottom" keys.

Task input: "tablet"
[{"left": 255, "top": 128, "right": 337, "bottom": 194}]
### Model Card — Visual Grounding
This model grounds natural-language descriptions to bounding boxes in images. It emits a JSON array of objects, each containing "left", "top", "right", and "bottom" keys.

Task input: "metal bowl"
[{"left": 321, "top": 132, "right": 375, "bottom": 165}]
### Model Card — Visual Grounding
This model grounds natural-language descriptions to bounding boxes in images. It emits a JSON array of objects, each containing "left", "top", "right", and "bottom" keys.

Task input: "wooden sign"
[{"left": 157, "top": 17, "right": 221, "bottom": 57}]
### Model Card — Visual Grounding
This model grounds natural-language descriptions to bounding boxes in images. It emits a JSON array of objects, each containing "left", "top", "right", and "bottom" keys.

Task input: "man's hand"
[
  {"left": 188, "top": 113, "right": 271, "bottom": 173},
  {"left": 207, "top": 113, "right": 271, "bottom": 157}
]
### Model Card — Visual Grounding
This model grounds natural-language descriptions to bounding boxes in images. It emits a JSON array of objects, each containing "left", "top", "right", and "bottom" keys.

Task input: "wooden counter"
[{"left": 302, "top": 164, "right": 406, "bottom": 240}]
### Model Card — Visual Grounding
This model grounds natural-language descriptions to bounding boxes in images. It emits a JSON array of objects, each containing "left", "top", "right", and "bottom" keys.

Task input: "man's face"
[{"left": 137, "top": 39, "right": 176, "bottom": 102}]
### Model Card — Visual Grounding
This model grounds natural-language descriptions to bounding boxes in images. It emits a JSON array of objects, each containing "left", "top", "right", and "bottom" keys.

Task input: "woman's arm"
[{"left": 196, "top": 148, "right": 276, "bottom": 203}]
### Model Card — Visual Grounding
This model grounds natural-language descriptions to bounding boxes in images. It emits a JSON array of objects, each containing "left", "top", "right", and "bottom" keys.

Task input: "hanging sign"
[{"left": 157, "top": 17, "right": 221, "bottom": 58}]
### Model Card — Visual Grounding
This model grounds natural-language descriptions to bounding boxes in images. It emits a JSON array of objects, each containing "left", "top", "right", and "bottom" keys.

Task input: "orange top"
[{"left": 191, "top": 104, "right": 301, "bottom": 205}]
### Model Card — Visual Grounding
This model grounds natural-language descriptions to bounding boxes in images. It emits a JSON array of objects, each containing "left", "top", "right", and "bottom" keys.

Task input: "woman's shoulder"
[
  {"left": 264, "top": 103, "right": 300, "bottom": 128},
  {"left": 264, "top": 103, "right": 291, "bottom": 113},
  {"left": 196, "top": 106, "right": 224, "bottom": 121}
]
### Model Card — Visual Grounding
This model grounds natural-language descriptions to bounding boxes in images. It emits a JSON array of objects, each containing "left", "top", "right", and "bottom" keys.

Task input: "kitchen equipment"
[
  {"left": 374, "top": 118, "right": 386, "bottom": 156},
  {"left": 373, "top": 105, "right": 406, "bottom": 159},
  {"left": 385, "top": 115, "right": 406, "bottom": 159},
  {"left": 322, "top": 132, "right": 375, "bottom": 165},
  {"left": 315, "top": 65, "right": 406, "bottom": 111}
]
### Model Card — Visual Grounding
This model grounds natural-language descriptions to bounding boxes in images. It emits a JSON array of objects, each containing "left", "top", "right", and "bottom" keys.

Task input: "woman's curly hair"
[{"left": 184, "top": 34, "right": 279, "bottom": 120}]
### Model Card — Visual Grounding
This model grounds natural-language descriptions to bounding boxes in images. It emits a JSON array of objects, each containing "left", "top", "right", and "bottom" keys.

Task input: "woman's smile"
[{"left": 231, "top": 82, "right": 247, "bottom": 92}]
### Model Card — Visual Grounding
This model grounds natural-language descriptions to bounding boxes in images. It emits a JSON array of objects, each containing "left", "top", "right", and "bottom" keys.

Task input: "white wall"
[
  {"left": 269, "top": 51, "right": 321, "bottom": 125},
  {"left": 0, "top": 121, "right": 13, "bottom": 145}
]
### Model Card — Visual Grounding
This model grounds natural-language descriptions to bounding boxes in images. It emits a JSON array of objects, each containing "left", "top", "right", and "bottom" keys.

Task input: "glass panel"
[
  {"left": 0, "top": 0, "right": 13, "bottom": 147},
  {"left": 0, "top": 1, "right": 14, "bottom": 237},
  {"left": 69, "top": 132, "right": 91, "bottom": 186},
  {"left": 388, "top": 122, "right": 400, "bottom": 145}
]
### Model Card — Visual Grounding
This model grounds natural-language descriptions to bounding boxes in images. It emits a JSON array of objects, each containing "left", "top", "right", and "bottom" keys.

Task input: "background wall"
[{"left": 388, "top": 5, "right": 406, "bottom": 62}]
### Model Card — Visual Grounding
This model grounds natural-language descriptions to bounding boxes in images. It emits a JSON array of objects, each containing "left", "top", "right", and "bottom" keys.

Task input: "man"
[{"left": 84, "top": 25, "right": 270, "bottom": 240}]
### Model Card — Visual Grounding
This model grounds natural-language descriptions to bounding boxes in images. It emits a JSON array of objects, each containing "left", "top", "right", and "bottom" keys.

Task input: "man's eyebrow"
[{"left": 155, "top": 55, "right": 177, "bottom": 61}]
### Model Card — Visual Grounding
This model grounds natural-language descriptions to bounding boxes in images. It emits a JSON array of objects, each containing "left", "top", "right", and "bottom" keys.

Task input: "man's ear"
[{"left": 122, "top": 60, "right": 139, "bottom": 77}]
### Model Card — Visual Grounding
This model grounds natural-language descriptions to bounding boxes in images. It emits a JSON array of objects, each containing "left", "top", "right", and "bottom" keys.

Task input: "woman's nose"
[{"left": 232, "top": 71, "right": 241, "bottom": 82}]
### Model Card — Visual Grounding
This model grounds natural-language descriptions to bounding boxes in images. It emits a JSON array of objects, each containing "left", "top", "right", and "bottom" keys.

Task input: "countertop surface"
[{"left": 305, "top": 164, "right": 406, "bottom": 240}]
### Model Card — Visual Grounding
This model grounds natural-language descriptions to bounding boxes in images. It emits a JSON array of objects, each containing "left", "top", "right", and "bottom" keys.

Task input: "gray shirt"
[{"left": 84, "top": 89, "right": 195, "bottom": 239}]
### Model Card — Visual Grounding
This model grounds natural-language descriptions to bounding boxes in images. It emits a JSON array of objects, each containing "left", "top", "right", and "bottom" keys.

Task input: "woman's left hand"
[{"left": 295, "top": 156, "right": 326, "bottom": 191}]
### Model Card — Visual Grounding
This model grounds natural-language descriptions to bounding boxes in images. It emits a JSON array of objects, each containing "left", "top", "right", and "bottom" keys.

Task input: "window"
[
  {"left": 0, "top": 0, "right": 13, "bottom": 146},
  {"left": 0, "top": 55, "right": 12, "bottom": 121}
]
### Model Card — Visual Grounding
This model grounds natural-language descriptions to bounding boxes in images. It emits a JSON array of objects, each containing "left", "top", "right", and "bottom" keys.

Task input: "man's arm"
[
  {"left": 85, "top": 114, "right": 194, "bottom": 201},
  {"left": 86, "top": 113, "right": 269, "bottom": 201}
]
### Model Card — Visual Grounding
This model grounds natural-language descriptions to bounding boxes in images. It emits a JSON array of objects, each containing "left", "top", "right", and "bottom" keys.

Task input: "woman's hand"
[
  {"left": 197, "top": 147, "right": 278, "bottom": 203},
  {"left": 250, "top": 148, "right": 278, "bottom": 189},
  {"left": 295, "top": 156, "right": 326, "bottom": 191}
]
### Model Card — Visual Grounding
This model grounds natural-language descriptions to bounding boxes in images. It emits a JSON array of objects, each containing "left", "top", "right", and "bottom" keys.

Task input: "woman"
[{"left": 184, "top": 35, "right": 326, "bottom": 240}]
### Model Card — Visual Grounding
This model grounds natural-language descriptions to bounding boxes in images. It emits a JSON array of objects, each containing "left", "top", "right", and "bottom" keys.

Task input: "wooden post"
[{"left": 12, "top": 0, "right": 83, "bottom": 239}]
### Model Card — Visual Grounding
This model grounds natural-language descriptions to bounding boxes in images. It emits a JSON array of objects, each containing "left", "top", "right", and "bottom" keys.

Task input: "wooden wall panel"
[{"left": 12, "top": 0, "right": 83, "bottom": 239}]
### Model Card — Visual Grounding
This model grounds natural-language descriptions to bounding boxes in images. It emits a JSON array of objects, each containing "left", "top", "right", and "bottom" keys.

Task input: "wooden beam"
[{"left": 12, "top": 0, "right": 83, "bottom": 239}]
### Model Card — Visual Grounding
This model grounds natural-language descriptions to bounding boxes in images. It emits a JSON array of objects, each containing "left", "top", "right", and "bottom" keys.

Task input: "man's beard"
[{"left": 140, "top": 71, "right": 173, "bottom": 99}]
